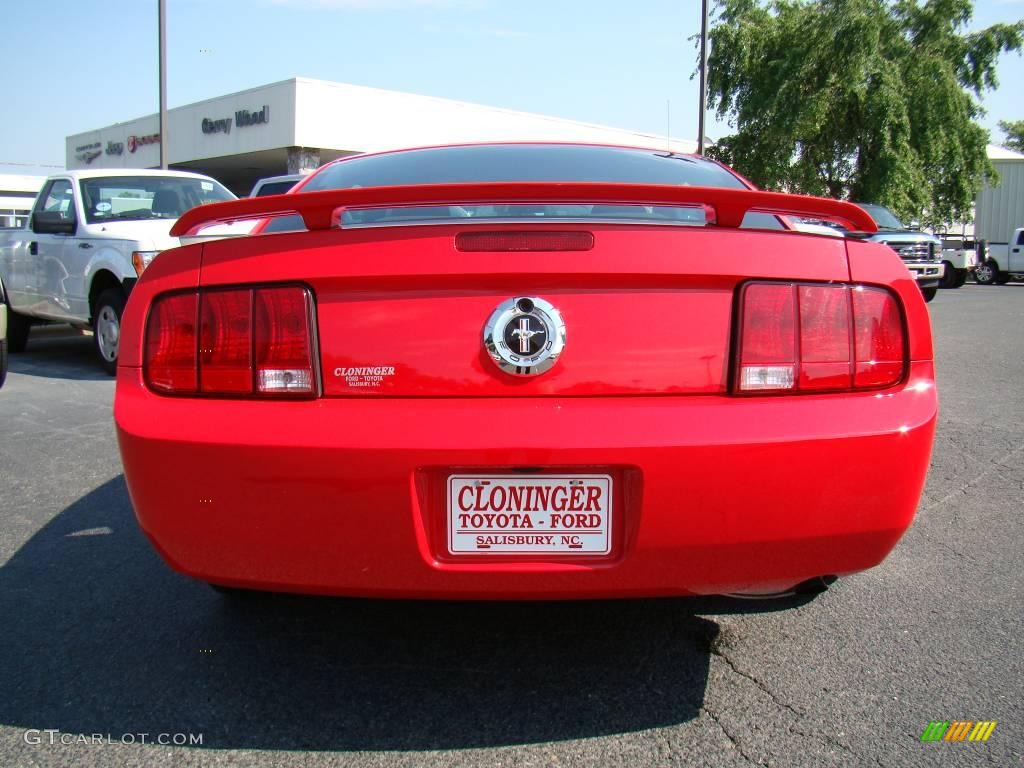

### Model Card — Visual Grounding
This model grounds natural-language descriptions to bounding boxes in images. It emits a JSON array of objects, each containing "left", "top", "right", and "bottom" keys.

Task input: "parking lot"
[{"left": 0, "top": 284, "right": 1021, "bottom": 768}]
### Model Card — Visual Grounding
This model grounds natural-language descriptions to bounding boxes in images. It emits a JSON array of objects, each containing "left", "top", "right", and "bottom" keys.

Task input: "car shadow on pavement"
[
  {"left": 0, "top": 476, "right": 750, "bottom": 752},
  {"left": 7, "top": 326, "right": 108, "bottom": 381}
]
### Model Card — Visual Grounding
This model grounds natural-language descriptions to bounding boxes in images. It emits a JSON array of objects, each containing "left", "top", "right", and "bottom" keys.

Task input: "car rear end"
[{"left": 114, "top": 145, "right": 937, "bottom": 600}]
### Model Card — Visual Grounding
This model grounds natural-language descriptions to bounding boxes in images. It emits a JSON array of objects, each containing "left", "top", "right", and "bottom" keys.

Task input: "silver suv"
[{"left": 249, "top": 174, "right": 305, "bottom": 197}]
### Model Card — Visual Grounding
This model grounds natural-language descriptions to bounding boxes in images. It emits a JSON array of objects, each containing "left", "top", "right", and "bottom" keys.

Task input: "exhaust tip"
[
  {"left": 722, "top": 575, "right": 838, "bottom": 600},
  {"left": 792, "top": 575, "right": 838, "bottom": 595}
]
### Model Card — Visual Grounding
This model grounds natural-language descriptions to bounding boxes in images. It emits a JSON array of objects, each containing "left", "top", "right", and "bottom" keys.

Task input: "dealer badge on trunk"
[{"left": 484, "top": 297, "right": 566, "bottom": 376}]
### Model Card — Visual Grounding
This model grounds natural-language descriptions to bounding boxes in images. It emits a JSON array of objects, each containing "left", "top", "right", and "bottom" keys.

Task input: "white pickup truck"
[
  {"left": 974, "top": 227, "right": 1024, "bottom": 285},
  {"left": 0, "top": 169, "right": 236, "bottom": 373},
  {"left": 937, "top": 236, "right": 978, "bottom": 289}
]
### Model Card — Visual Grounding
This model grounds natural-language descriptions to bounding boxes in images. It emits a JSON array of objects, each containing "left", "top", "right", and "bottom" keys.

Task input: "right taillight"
[
  {"left": 736, "top": 282, "right": 905, "bottom": 394},
  {"left": 254, "top": 287, "right": 316, "bottom": 394},
  {"left": 145, "top": 285, "right": 316, "bottom": 397},
  {"left": 850, "top": 285, "right": 905, "bottom": 388}
]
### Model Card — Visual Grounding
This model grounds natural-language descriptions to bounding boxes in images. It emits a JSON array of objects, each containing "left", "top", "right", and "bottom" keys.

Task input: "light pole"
[
  {"left": 697, "top": 0, "right": 708, "bottom": 155},
  {"left": 158, "top": 0, "right": 168, "bottom": 169}
]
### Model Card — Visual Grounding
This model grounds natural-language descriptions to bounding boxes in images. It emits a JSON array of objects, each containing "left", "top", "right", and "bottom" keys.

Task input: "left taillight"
[
  {"left": 144, "top": 285, "right": 317, "bottom": 397},
  {"left": 145, "top": 293, "right": 198, "bottom": 393}
]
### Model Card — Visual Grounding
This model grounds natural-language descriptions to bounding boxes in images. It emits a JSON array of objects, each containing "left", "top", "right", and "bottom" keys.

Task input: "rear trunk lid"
[{"left": 197, "top": 223, "right": 850, "bottom": 397}]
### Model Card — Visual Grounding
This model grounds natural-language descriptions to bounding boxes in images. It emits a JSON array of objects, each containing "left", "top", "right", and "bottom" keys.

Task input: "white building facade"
[
  {"left": 974, "top": 145, "right": 1024, "bottom": 243},
  {"left": 0, "top": 174, "right": 46, "bottom": 228},
  {"left": 67, "top": 78, "right": 697, "bottom": 196}
]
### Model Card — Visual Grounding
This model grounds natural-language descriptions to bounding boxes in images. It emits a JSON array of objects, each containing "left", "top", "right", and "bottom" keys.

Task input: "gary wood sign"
[{"left": 201, "top": 105, "right": 270, "bottom": 135}]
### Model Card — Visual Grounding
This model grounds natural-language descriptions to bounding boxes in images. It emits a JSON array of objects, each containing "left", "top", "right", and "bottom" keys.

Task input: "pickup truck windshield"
[
  {"left": 79, "top": 176, "right": 233, "bottom": 224},
  {"left": 855, "top": 203, "right": 907, "bottom": 230}
]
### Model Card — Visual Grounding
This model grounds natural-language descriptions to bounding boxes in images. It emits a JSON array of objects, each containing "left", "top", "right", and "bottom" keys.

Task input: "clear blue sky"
[{"left": 3, "top": 0, "right": 1022, "bottom": 174}]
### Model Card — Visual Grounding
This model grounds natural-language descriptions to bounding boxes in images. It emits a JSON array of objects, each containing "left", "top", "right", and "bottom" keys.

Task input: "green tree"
[
  {"left": 999, "top": 119, "right": 1024, "bottom": 153},
  {"left": 705, "top": 0, "right": 1023, "bottom": 226}
]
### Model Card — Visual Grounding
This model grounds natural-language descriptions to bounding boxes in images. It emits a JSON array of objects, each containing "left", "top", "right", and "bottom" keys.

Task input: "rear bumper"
[{"left": 115, "top": 362, "right": 937, "bottom": 599}]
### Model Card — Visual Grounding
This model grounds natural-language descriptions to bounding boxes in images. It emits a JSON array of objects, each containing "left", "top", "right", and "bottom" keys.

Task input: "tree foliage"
[
  {"left": 999, "top": 119, "right": 1024, "bottom": 153},
  {"left": 705, "top": 0, "right": 1023, "bottom": 226}
]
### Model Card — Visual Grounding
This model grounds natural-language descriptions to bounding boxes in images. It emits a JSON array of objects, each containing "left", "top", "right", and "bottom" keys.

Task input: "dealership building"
[
  {"left": 66, "top": 77, "right": 699, "bottom": 196},
  {"left": 0, "top": 174, "right": 46, "bottom": 228}
]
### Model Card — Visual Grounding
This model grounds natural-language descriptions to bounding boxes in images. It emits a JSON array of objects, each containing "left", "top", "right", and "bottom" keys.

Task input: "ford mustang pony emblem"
[
  {"left": 509, "top": 316, "right": 546, "bottom": 353},
  {"left": 484, "top": 296, "right": 566, "bottom": 376}
]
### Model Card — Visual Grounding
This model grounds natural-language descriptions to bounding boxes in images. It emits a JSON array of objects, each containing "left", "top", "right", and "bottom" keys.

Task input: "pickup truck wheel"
[
  {"left": 6, "top": 309, "right": 31, "bottom": 353},
  {"left": 921, "top": 287, "right": 937, "bottom": 303},
  {"left": 995, "top": 272, "right": 1011, "bottom": 285},
  {"left": 953, "top": 270, "right": 968, "bottom": 288},
  {"left": 0, "top": 338, "right": 7, "bottom": 388},
  {"left": 93, "top": 288, "right": 125, "bottom": 376},
  {"left": 939, "top": 262, "right": 959, "bottom": 289},
  {"left": 974, "top": 260, "right": 1000, "bottom": 285}
]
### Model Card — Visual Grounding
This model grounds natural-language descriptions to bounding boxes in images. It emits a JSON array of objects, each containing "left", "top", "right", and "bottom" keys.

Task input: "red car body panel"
[{"left": 115, "top": 148, "right": 937, "bottom": 600}]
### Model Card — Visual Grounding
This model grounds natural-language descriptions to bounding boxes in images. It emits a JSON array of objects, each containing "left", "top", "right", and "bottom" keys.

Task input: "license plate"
[{"left": 447, "top": 474, "right": 612, "bottom": 555}]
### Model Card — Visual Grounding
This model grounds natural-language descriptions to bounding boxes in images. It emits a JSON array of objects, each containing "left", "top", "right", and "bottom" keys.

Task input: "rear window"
[
  {"left": 260, "top": 144, "right": 782, "bottom": 232},
  {"left": 304, "top": 144, "right": 747, "bottom": 191},
  {"left": 253, "top": 180, "right": 299, "bottom": 197}
]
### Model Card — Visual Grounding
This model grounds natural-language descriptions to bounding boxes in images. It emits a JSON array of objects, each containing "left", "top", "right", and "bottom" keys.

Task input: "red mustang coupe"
[{"left": 114, "top": 143, "right": 937, "bottom": 601}]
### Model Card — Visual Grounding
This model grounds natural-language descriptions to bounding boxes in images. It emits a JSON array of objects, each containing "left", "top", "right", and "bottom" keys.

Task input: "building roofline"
[
  {"left": 293, "top": 77, "right": 694, "bottom": 146},
  {"left": 987, "top": 144, "right": 1024, "bottom": 160},
  {"left": 68, "top": 76, "right": 696, "bottom": 149},
  {"left": 66, "top": 78, "right": 300, "bottom": 141}
]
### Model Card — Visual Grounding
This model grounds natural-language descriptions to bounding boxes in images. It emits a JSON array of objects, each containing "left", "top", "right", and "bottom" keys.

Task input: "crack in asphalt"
[
  {"left": 913, "top": 529, "right": 977, "bottom": 563},
  {"left": 920, "top": 440, "right": 1024, "bottom": 514},
  {"left": 709, "top": 642, "right": 872, "bottom": 767},
  {"left": 700, "top": 704, "right": 760, "bottom": 766},
  {"left": 786, "top": 721, "right": 864, "bottom": 766},
  {"left": 908, "top": 439, "right": 1024, "bottom": 566},
  {"left": 709, "top": 643, "right": 803, "bottom": 719}
]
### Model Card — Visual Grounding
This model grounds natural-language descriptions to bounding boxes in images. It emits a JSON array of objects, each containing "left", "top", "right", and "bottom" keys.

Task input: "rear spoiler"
[{"left": 170, "top": 182, "right": 877, "bottom": 237}]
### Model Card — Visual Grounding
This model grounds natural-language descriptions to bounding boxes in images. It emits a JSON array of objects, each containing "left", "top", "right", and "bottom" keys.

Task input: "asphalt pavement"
[{"left": 1, "top": 285, "right": 1021, "bottom": 768}]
